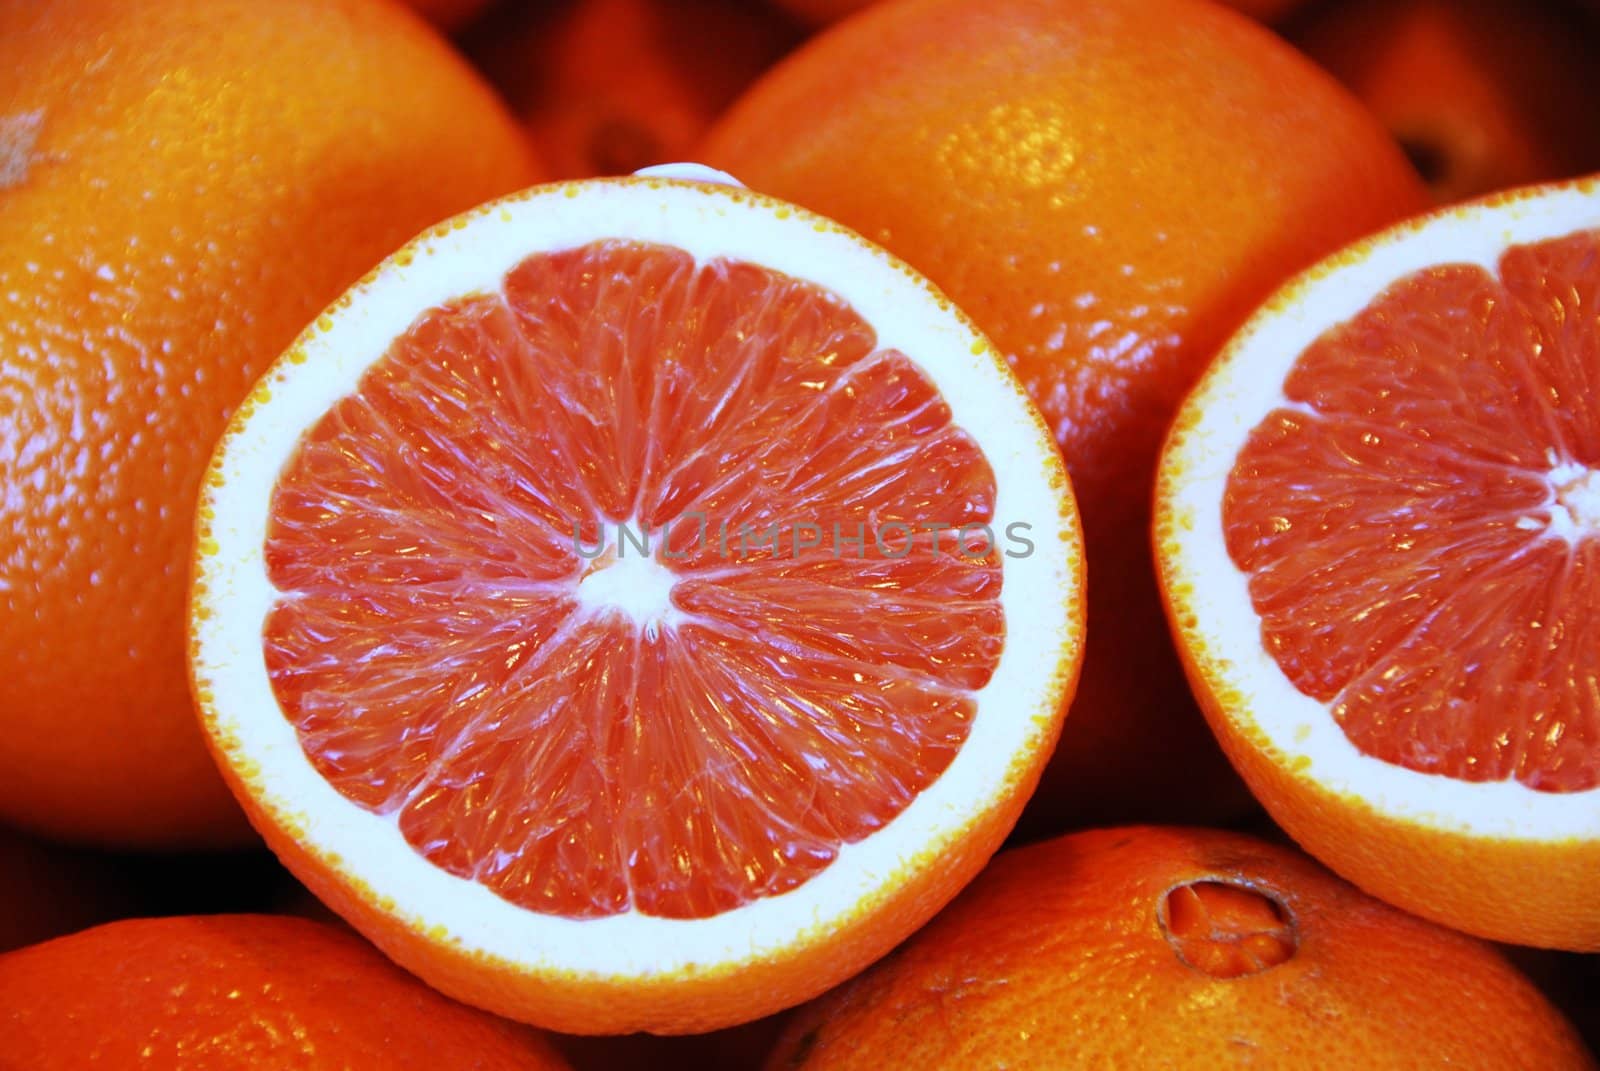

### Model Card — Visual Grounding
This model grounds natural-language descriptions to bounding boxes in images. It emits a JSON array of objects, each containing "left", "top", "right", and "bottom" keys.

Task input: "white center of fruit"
[
  {"left": 1546, "top": 461, "right": 1600, "bottom": 541},
  {"left": 576, "top": 533, "right": 680, "bottom": 635}
]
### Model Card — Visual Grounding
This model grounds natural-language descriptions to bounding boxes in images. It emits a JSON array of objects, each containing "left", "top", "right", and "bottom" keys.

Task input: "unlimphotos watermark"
[{"left": 571, "top": 514, "right": 1036, "bottom": 561}]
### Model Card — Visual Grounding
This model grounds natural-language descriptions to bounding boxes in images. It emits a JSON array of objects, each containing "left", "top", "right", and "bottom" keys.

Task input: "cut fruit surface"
[
  {"left": 191, "top": 175, "right": 1083, "bottom": 1033},
  {"left": 264, "top": 240, "right": 1003, "bottom": 922},
  {"left": 1156, "top": 177, "right": 1600, "bottom": 950}
]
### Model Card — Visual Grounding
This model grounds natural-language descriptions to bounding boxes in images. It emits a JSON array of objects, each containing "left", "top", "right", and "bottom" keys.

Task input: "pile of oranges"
[{"left": 4, "top": 0, "right": 1600, "bottom": 1067}]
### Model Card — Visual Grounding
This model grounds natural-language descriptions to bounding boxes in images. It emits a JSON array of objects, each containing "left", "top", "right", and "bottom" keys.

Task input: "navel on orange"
[
  {"left": 767, "top": 826, "right": 1595, "bottom": 1070},
  {"left": 189, "top": 172, "right": 1084, "bottom": 1033},
  {"left": 1156, "top": 177, "right": 1600, "bottom": 950}
]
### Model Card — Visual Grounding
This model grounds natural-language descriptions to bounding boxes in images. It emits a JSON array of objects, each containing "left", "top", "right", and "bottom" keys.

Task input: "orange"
[
  {"left": 188, "top": 172, "right": 1085, "bottom": 1033},
  {"left": 0, "top": 0, "right": 539, "bottom": 848},
  {"left": 1295, "top": 0, "right": 1600, "bottom": 203},
  {"left": 466, "top": 0, "right": 801, "bottom": 179},
  {"left": 767, "top": 826, "right": 1597, "bottom": 1070},
  {"left": 702, "top": 0, "right": 1429, "bottom": 826},
  {"left": 1156, "top": 177, "right": 1600, "bottom": 949},
  {"left": 0, "top": 914, "right": 571, "bottom": 1069}
]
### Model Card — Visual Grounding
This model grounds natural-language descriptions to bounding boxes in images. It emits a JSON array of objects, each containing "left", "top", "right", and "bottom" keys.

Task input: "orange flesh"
[
  {"left": 1161, "top": 880, "right": 1296, "bottom": 978},
  {"left": 263, "top": 240, "right": 1003, "bottom": 919},
  {"left": 1224, "top": 229, "right": 1600, "bottom": 792}
]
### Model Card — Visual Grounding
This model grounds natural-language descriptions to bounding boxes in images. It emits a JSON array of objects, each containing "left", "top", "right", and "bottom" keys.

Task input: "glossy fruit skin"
[
  {"left": 468, "top": 0, "right": 801, "bottom": 179},
  {"left": 703, "top": 0, "right": 1429, "bottom": 828},
  {"left": 0, "top": 915, "right": 572, "bottom": 1070},
  {"left": 1294, "top": 0, "right": 1600, "bottom": 203},
  {"left": 767, "top": 826, "right": 1598, "bottom": 1071},
  {"left": 0, "top": 0, "right": 539, "bottom": 848}
]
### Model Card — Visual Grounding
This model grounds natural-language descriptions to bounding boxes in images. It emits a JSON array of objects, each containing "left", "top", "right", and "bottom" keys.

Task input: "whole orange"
[
  {"left": 0, "top": 0, "right": 539, "bottom": 848},
  {"left": 703, "top": 0, "right": 1428, "bottom": 826},
  {"left": 768, "top": 827, "right": 1597, "bottom": 1070},
  {"left": 0, "top": 915, "right": 572, "bottom": 1069},
  {"left": 467, "top": 0, "right": 801, "bottom": 178},
  {"left": 1294, "top": 0, "right": 1600, "bottom": 203}
]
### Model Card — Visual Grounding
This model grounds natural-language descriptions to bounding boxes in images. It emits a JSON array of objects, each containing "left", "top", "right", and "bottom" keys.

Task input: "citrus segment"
[
  {"left": 1224, "top": 231, "right": 1600, "bottom": 793},
  {"left": 190, "top": 177, "right": 1083, "bottom": 1032}
]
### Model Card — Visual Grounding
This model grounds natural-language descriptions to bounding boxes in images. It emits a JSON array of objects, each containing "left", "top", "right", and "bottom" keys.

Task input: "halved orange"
[
  {"left": 1156, "top": 177, "right": 1600, "bottom": 951},
  {"left": 188, "top": 171, "right": 1084, "bottom": 1033}
]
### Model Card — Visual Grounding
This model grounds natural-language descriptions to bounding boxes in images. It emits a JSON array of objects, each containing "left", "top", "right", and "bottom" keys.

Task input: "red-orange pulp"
[
  {"left": 1224, "top": 229, "right": 1600, "bottom": 792},
  {"left": 263, "top": 240, "right": 1004, "bottom": 920}
]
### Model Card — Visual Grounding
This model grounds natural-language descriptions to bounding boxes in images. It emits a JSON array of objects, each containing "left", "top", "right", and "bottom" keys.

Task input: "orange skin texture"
[
  {"left": 1294, "top": 0, "right": 1600, "bottom": 203},
  {"left": 1153, "top": 178, "right": 1600, "bottom": 953},
  {"left": 703, "top": 0, "right": 1429, "bottom": 827},
  {"left": 0, "top": 915, "right": 572, "bottom": 1070},
  {"left": 766, "top": 827, "right": 1598, "bottom": 1070},
  {"left": 467, "top": 0, "right": 802, "bottom": 179},
  {"left": 0, "top": 0, "right": 539, "bottom": 848}
]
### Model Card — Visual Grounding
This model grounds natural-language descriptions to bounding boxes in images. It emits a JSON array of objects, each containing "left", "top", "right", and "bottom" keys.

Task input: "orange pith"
[
  {"left": 1223, "top": 228, "right": 1600, "bottom": 793},
  {"left": 262, "top": 238, "right": 1004, "bottom": 921}
]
